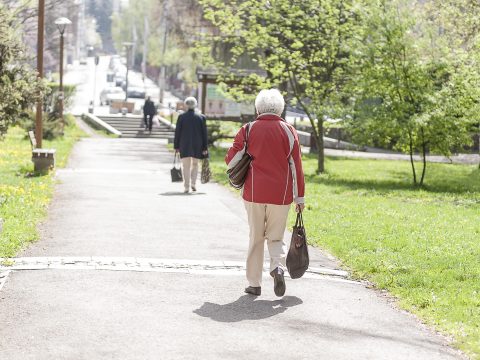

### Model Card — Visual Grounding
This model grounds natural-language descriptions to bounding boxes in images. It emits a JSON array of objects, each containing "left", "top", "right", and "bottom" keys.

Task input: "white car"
[{"left": 99, "top": 87, "right": 126, "bottom": 106}]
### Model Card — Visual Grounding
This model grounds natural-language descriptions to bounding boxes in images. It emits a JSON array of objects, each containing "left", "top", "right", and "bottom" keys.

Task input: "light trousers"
[
  {"left": 181, "top": 157, "right": 199, "bottom": 191},
  {"left": 244, "top": 201, "right": 291, "bottom": 287}
]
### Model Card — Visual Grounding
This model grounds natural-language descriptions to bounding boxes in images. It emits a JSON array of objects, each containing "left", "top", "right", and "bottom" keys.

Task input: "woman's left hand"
[
  {"left": 202, "top": 150, "right": 208, "bottom": 156},
  {"left": 295, "top": 203, "right": 305, "bottom": 213}
]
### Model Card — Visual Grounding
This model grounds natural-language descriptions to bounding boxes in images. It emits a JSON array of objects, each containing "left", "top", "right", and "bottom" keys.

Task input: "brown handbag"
[
  {"left": 286, "top": 211, "right": 309, "bottom": 279},
  {"left": 227, "top": 123, "right": 251, "bottom": 189},
  {"left": 201, "top": 157, "right": 211, "bottom": 184}
]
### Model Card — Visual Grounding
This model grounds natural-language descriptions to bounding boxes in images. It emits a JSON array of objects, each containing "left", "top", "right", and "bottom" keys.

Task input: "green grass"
[
  {"left": 208, "top": 147, "right": 480, "bottom": 358},
  {"left": 0, "top": 121, "right": 86, "bottom": 258}
]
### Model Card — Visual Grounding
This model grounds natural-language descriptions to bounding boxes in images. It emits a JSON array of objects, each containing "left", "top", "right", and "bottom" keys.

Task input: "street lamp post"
[
  {"left": 54, "top": 17, "right": 72, "bottom": 133},
  {"left": 35, "top": 0, "right": 45, "bottom": 148},
  {"left": 123, "top": 42, "right": 134, "bottom": 102}
]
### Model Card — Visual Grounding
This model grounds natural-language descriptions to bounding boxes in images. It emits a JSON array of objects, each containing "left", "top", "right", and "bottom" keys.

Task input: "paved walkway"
[
  {"left": 219, "top": 142, "right": 480, "bottom": 165},
  {"left": 323, "top": 148, "right": 480, "bottom": 165},
  {"left": 0, "top": 138, "right": 466, "bottom": 359}
]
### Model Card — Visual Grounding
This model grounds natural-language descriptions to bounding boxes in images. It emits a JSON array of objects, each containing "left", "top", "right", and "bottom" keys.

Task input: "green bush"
[
  {"left": 207, "top": 120, "right": 240, "bottom": 146},
  {"left": 18, "top": 112, "right": 75, "bottom": 141},
  {"left": 0, "top": 6, "right": 45, "bottom": 138},
  {"left": 17, "top": 83, "right": 76, "bottom": 140}
]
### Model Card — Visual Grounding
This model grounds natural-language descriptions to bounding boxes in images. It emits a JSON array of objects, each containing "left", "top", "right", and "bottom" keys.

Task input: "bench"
[{"left": 28, "top": 131, "right": 56, "bottom": 173}]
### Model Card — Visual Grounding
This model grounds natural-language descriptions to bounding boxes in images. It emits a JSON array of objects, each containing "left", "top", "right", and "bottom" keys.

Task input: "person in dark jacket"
[
  {"left": 143, "top": 96, "right": 156, "bottom": 132},
  {"left": 174, "top": 97, "right": 208, "bottom": 193}
]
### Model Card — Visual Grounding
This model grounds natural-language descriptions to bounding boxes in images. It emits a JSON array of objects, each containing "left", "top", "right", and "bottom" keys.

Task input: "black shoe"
[
  {"left": 191, "top": 186, "right": 197, "bottom": 192},
  {"left": 244, "top": 286, "right": 261, "bottom": 296},
  {"left": 271, "top": 267, "right": 286, "bottom": 297}
]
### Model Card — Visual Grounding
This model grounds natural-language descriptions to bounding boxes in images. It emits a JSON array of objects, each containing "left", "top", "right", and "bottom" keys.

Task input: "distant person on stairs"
[
  {"left": 143, "top": 96, "right": 156, "bottom": 133},
  {"left": 174, "top": 97, "right": 208, "bottom": 193}
]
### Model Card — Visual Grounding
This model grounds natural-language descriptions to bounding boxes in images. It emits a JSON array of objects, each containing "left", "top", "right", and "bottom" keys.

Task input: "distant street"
[{"left": 65, "top": 56, "right": 180, "bottom": 117}]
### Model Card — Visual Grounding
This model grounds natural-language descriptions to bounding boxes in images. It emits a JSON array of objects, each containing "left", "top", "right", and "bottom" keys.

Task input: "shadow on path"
[
  {"left": 193, "top": 295, "right": 303, "bottom": 322},
  {"left": 159, "top": 192, "right": 207, "bottom": 196},
  {"left": 287, "top": 318, "right": 458, "bottom": 355}
]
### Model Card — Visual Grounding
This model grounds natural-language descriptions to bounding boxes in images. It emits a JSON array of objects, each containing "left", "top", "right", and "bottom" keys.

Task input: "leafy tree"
[
  {"left": 111, "top": 0, "right": 205, "bottom": 89},
  {"left": 422, "top": 0, "right": 480, "bottom": 169},
  {"left": 350, "top": 0, "right": 478, "bottom": 185},
  {"left": 88, "top": 0, "right": 114, "bottom": 52},
  {"left": 5, "top": 0, "right": 85, "bottom": 71},
  {"left": 0, "top": 5, "right": 45, "bottom": 138},
  {"left": 421, "top": 0, "right": 480, "bottom": 51},
  {"left": 198, "top": 0, "right": 366, "bottom": 173}
]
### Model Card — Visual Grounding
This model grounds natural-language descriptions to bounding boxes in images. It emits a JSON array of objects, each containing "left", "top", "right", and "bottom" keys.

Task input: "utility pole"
[
  {"left": 142, "top": 14, "right": 149, "bottom": 91},
  {"left": 159, "top": 0, "right": 168, "bottom": 105},
  {"left": 93, "top": 55, "right": 100, "bottom": 111},
  {"left": 35, "top": 0, "right": 45, "bottom": 148},
  {"left": 123, "top": 42, "right": 134, "bottom": 102},
  {"left": 59, "top": 31, "right": 65, "bottom": 131},
  {"left": 132, "top": 23, "right": 138, "bottom": 68}
]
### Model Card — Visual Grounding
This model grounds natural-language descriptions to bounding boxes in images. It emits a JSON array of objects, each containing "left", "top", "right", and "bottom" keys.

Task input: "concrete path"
[
  {"left": 219, "top": 142, "right": 480, "bottom": 165},
  {"left": 0, "top": 138, "right": 466, "bottom": 359},
  {"left": 323, "top": 148, "right": 480, "bottom": 165}
]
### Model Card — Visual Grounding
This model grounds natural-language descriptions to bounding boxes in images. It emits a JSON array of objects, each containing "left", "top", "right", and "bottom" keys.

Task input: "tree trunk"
[
  {"left": 317, "top": 119, "right": 325, "bottom": 173},
  {"left": 286, "top": 70, "right": 325, "bottom": 173},
  {"left": 408, "top": 131, "right": 417, "bottom": 185},
  {"left": 419, "top": 128, "right": 427, "bottom": 186}
]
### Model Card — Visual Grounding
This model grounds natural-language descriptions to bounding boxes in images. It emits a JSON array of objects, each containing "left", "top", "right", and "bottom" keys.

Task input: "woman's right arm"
[{"left": 225, "top": 125, "right": 247, "bottom": 168}]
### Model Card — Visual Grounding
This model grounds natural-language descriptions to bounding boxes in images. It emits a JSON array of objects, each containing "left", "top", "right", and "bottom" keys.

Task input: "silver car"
[{"left": 99, "top": 87, "right": 125, "bottom": 105}]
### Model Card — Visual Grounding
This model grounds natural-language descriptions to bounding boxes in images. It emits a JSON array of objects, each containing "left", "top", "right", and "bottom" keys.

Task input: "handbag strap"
[
  {"left": 173, "top": 151, "right": 179, "bottom": 167},
  {"left": 244, "top": 122, "right": 251, "bottom": 151},
  {"left": 294, "top": 211, "right": 304, "bottom": 228}
]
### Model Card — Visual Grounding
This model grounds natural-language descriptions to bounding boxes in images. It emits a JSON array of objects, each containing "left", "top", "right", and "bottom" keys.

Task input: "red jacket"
[{"left": 225, "top": 114, "right": 305, "bottom": 205}]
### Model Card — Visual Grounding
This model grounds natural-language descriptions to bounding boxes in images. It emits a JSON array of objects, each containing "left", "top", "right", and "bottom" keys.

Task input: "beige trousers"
[
  {"left": 244, "top": 201, "right": 291, "bottom": 287},
  {"left": 181, "top": 157, "right": 199, "bottom": 191}
]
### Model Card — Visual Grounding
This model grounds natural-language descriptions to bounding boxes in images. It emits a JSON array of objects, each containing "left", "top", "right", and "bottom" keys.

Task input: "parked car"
[
  {"left": 99, "top": 87, "right": 126, "bottom": 106},
  {"left": 109, "top": 55, "right": 121, "bottom": 70},
  {"left": 127, "top": 87, "right": 146, "bottom": 99},
  {"left": 114, "top": 75, "right": 126, "bottom": 87}
]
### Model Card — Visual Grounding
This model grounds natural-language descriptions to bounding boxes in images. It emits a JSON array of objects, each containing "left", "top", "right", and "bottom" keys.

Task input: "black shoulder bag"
[
  {"left": 170, "top": 151, "right": 183, "bottom": 182},
  {"left": 227, "top": 123, "right": 251, "bottom": 189}
]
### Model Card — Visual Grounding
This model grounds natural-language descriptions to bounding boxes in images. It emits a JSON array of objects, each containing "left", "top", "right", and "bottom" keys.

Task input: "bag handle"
[
  {"left": 294, "top": 210, "right": 304, "bottom": 228},
  {"left": 244, "top": 122, "right": 251, "bottom": 151},
  {"left": 173, "top": 151, "right": 180, "bottom": 167}
]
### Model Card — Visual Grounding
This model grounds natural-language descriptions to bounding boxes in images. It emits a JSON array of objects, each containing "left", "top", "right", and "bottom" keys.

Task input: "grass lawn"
[
  {"left": 0, "top": 121, "right": 86, "bottom": 258},
  {"left": 208, "top": 147, "right": 480, "bottom": 358}
]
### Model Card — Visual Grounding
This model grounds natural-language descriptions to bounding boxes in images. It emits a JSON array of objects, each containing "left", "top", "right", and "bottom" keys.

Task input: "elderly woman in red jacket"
[{"left": 225, "top": 89, "right": 305, "bottom": 297}]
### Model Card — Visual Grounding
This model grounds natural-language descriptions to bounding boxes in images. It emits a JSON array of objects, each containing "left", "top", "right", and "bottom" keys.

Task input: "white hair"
[
  {"left": 184, "top": 96, "right": 198, "bottom": 109},
  {"left": 255, "top": 89, "right": 285, "bottom": 116}
]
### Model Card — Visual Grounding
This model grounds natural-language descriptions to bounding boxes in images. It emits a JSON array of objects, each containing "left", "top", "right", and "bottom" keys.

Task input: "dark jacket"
[
  {"left": 143, "top": 99, "right": 156, "bottom": 115},
  {"left": 174, "top": 109, "right": 208, "bottom": 159}
]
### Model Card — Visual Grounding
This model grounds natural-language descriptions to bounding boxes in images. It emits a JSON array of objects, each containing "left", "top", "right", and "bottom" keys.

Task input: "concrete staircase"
[{"left": 98, "top": 115, "right": 175, "bottom": 139}]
